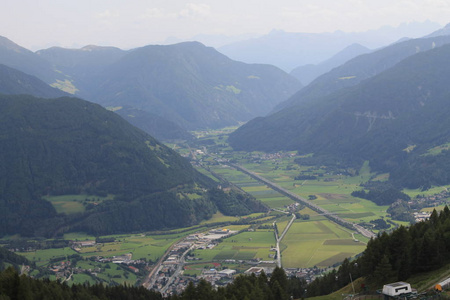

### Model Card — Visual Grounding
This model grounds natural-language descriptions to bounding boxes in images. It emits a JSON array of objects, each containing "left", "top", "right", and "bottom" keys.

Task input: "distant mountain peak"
[
  {"left": 81, "top": 45, "right": 99, "bottom": 51},
  {"left": 0, "top": 35, "right": 28, "bottom": 53},
  {"left": 426, "top": 23, "right": 450, "bottom": 38}
]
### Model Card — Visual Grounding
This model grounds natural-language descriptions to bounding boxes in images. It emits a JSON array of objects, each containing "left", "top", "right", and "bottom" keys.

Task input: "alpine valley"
[
  {"left": 3, "top": 21, "right": 450, "bottom": 300},
  {"left": 229, "top": 33, "right": 450, "bottom": 190}
]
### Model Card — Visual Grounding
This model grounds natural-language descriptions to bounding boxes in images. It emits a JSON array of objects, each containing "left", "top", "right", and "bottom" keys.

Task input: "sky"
[{"left": 2, "top": 0, "right": 449, "bottom": 51}]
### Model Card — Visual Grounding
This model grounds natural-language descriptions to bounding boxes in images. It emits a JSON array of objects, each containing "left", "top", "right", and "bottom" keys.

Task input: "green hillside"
[
  {"left": 113, "top": 106, "right": 194, "bottom": 141},
  {"left": 0, "top": 94, "right": 265, "bottom": 237},
  {"left": 306, "top": 208, "right": 450, "bottom": 298},
  {"left": 230, "top": 42, "right": 450, "bottom": 189},
  {"left": 0, "top": 64, "right": 67, "bottom": 98},
  {"left": 275, "top": 34, "right": 450, "bottom": 111},
  {"left": 0, "top": 36, "right": 64, "bottom": 84},
  {"left": 85, "top": 42, "right": 301, "bottom": 129}
]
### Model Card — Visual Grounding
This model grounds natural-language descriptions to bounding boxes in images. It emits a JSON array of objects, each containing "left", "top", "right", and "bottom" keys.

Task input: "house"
[
  {"left": 218, "top": 269, "right": 236, "bottom": 277},
  {"left": 382, "top": 282, "right": 413, "bottom": 297},
  {"left": 129, "top": 266, "right": 139, "bottom": 273}
]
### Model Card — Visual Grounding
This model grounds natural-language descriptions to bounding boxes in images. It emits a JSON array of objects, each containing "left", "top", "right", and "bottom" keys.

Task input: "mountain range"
[
  {"left": 81, "top": 42, "right": 301, "bottom": 129},
  {"left": 229, "top": 35, "right": 450, "bottom": 189},
  {"left": 290, "top": 43, "right": 371, "bottom": 86},
  {"left": 0, "top": 94, "right": 265, "bottom": 237},
  {"left": 0, "top": 64, "right": 67, "bottom": 98},
  {"left": 274, "top": 34, "right": 450, "bottom": 112},
  {"left": 0, "top": 37, "right": 302, "bottom": 132},
  {"left": 218, "top": 21, "right": 441, "bottom": 71}
]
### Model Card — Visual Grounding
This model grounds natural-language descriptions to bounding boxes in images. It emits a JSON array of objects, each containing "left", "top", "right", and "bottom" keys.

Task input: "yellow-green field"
[
  {"left": 44, "top": 194, "right": 114, "bottom": 215},
  {"left": 235, "top": 159, "right": 391, "bottom": 225},
  {"left": 19, "top": 232, "right": 187, "bottom": 265},
  {"left": 18, "top": 247, "right": 78, "bottom": 267},
  {"left": 280, "top": 219, "right": 366, "bottom": 268},
  {"left": 200, "top": 212, "right": 240, "bottom": 224},
  {"left": 190, "top": 230, "right": 276, "bottom": 262}
]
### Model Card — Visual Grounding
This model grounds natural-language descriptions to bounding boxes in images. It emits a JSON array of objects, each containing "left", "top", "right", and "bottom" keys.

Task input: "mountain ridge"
[
  {"left": 0, "top": 94, "right": 265, "bottom": 237},
  {"left": 229, "top": 41, "right": 450, "bottom": 189},
  {"left": 84, "top": 41, "right": 301, "bottom": 129}
]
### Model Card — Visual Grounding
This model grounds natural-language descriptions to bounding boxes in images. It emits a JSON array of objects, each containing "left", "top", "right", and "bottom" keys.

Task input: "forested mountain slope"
[
  {"left": 230, "top": 42, "right": 450, "bottom": 189},
  {"left": 35, "top": 45, "right": 126, "bottom": 97},
  {"left": 275, "top": 35, "right": 450, "bottom": 111},
  {"left": 306, "top": 208, "right": 450, "bottom": 297},
  {"left": 0, "top": 95, "right": 265, "bottom": 237},
  {"left": 290, "top": 43, "right": 371, "bottom": 86},
  {"left": 0, "top": 36, "right": 63, "bottom": 84},
  {"left": 1, "top": 36, "right": 301, "bottom": 131},
  {"left": 84, "top": 42, "right": 301, "bottom": 129},
  {"left": 0, "top": 64, "right": 67, "bottom": 98},
  {"left": 113, "top": 106, "right": 194, "bottom": 141}
]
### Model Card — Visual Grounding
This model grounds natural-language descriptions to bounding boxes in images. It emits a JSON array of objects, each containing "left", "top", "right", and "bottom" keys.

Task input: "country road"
[
  {"left": 274, "top": 213, "right": 296, "bottom": 267},
  {"left": 142, "top": 239, "right": 180, "bottom": 289}
]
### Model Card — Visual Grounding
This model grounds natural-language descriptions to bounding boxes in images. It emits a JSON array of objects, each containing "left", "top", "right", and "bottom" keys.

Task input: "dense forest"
[
  {"left": 0, "top": 94, "right": 266, "bottom": 238},
  {"left": 0, "top": 265, "right": 305, "bottom": 300},
  {"left": 229, "top": 39, "right": 450, "bottom": 191},
  {"left": 4, "top": 207, "right": 450, "bottom": 299},
  {"left": 306, "top": 207, "right": 450, "bottom": 297}
]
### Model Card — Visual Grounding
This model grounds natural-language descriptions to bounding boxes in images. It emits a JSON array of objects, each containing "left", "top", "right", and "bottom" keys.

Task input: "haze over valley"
[{"left": 3, "top": 1, "right": 450, "bottom": 299}]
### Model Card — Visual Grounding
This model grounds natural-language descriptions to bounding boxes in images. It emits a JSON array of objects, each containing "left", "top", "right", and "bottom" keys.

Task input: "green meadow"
[
  {"left": 236, "top": 158, "right": 390, "bottom": 224},
  {"left": 280, "top": 219, "right": 366, "bottom": 268},
  {"left": 190, "top": 230, "right": 276, "bottom": 263},
  {"left": 44, "top": 194, "right": 114, "bottom": 215},
  {"left": 18, "top": 247, "right": 78, "bottom": 267}
]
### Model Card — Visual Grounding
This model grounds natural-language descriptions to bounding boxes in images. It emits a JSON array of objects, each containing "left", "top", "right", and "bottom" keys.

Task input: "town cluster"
[{"left": 145, "top": 227, "right": 322, "bottom": 296}]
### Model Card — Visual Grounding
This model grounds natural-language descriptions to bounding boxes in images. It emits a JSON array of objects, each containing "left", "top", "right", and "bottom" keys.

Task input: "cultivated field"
[
  {"left": 280, "top": 219, "right": 366, "bottom": 268},
  {"left": 190, "top": 230, "right": 276, "bottom": 263}
]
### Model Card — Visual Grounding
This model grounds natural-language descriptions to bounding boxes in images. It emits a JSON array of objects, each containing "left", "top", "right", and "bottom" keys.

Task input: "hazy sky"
[{"left": 2, "top": 0, "right": 449, "bottom": 50}]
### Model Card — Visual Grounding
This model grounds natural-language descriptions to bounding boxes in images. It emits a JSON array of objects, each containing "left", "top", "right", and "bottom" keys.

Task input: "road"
[
  {"left": 160, "top": 245, "right": 194, "bottom": 295},
  {"left": 273, "top": 221, "right": 281, "bottom": 267},
  {"left": 142, "top": 239, "right": 180, "bottom": 289},
  {"left": 279, "top": 213, "right": 296, "bottom": 242},
  {"left": 228, "top": 163, "right": 376, "bottom": 239},
  {"left": 274, "top": 213, "right": 297, "bottom": 267}
]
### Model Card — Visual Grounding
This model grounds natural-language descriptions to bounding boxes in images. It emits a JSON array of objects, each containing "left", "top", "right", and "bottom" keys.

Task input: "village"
[{"left": 144, "top": 227, "right": 322, "bottom": 296}]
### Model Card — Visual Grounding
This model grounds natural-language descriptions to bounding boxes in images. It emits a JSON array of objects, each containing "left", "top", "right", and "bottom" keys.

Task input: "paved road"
[
  {"left": 273, "top": 221, "right": 281, "bottom": 267},
  {"left": 279, "top": 214, "right": 296, "bottom": 242},
  {"left": 160, "top": 245, "right": 194, "bottom": 295},
  {"left": 228, "top": 163, "right": 376, "bottom": 239},
  {"left": 274, "top": 214, "right": 297, "bottom": 267},
  {"left": 142, "top": 240, "right": 180, "bottom": 290}
]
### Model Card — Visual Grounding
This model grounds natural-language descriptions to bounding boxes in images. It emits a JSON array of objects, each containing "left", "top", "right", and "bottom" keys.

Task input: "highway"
[{"left": 228, "top": 163, "right": 376, "bottom": 239}]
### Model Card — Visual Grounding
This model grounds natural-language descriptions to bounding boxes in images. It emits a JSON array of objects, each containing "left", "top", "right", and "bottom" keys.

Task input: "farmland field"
[
  {"left": 280, "top": 219, "right": 366, "bottom": 268},
  {"left": 190, "top": 230, "right": 276, "bottom": 263},
  {"left": 44, "top": 194, "right": 114, "bottom": 215}
]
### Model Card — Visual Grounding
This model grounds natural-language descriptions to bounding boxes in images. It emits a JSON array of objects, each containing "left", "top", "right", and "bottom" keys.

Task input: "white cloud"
[
  {"left": 178, "top": 3, "right": 211, "bottom": 19},
  {"left": 0, "top": 0, "right": 448, "bottom": 50},
  {"left": 140, "top": 8, "right": 165, "bottom": 19},
  {"left": 97, "top": 9, "right": 119, "bottom": 19}
]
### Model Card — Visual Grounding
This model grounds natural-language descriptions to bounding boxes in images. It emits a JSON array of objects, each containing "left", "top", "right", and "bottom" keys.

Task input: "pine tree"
[{"left": 373, "top": 254, "right": 395, "bottom": 287}]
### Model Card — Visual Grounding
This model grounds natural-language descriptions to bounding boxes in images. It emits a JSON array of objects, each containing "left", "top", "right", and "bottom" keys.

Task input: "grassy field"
[
  {"left": 280, "top": 219, "right": 366, "bottom": 268},
  {"left": 44, "top": 194, "right": 114, "bottom": 215},
  {"left": 403, "top": 185, "right": 450, "bottom": 197},
  {"left": 236, "top": 158, "right": 390, "bottom": 225},
  {"left": 200, "top": 212, "right": 240, "bottom": 224},
  {"left": 18, "top": 247, "right": 78, "bottom": 267},
  {"left": 103, "top": 234, "right": 183, "bottom": 262},
  {"left": 63, "top": 232, "right": 96, "bottom": 240},
  {"left": 190, "top": 230, "right": 276, "bottom": 263},
  {"left": 194, "top": 150, "right": 378, "bottom": 268}
]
